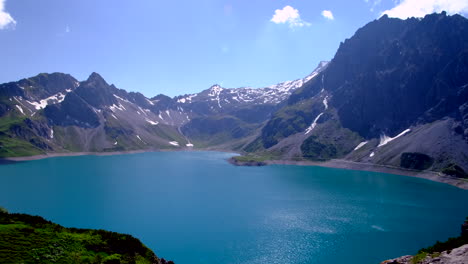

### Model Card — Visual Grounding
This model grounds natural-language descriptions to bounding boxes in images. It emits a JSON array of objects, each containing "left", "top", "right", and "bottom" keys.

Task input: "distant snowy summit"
[{"left": 175, "top": 61, "right": 329, "bottom": 107}]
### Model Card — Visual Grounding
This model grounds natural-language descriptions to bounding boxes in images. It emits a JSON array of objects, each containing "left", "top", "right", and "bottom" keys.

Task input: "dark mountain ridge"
[{"left": 243, "top": 12, "right": 468, "bottom": 177}]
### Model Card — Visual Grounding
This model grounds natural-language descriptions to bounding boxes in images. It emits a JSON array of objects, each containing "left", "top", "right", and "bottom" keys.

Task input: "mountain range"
[{"left": 1, "top": 12, "right": 467, "bottom": 178}]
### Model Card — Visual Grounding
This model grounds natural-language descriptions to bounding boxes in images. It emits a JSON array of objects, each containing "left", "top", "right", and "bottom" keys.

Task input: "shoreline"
[
  {"left": 0, "top": 149, "right": 155, "bottom": 162},
  {"left": 2, "top": 149, "right": 467, "bottom": 190},
  {"left": 266, "top": 159, "right": 468, "bottom": 190},
  {"left": 0, "top": 148, "right": 240, "bottom": 162}
]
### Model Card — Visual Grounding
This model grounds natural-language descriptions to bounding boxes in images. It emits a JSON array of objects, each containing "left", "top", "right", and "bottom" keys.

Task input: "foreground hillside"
[
  {"left": 0, "top": 207, "right": 172, "bottom": 264},
  {"left": 382, "top": 218, "right": 468, "bottom": 264}
]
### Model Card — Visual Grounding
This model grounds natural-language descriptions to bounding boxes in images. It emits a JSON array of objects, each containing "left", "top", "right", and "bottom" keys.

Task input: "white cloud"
[
  {"left": 271, "top": 6, "right": 311, "bottom": 28},
  {"left": 322, "top": 10, "right": 334, "bottom": 20},
  {"left": 0, "top": 0, "right": 15, "bottom": 30},
  {"left": 382, "top": 0, "right": 468, "bottom": 19},
  {"left": 65, "top": 25, "right": 70, "bottom": 33}
]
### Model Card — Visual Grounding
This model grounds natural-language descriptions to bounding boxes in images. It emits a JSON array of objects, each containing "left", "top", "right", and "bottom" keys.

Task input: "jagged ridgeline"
[
  {"left": 243, "top": 12, "right": 468, "bottom": 177},
  {"left": 0, "top": 53, "right": 328, "bottom": 156},
  {"left": 0, "top": 12, "right": 467, "bottom": 178}
]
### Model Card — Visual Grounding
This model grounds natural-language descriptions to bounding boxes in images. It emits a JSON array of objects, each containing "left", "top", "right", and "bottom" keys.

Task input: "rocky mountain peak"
[
  {"left": 209, "top": 84, "right": 222, "bottom": 89},
  {"left": 86, "top": 72, "right": 108, "bottom": 87},
  {"left": 17, "top": 72, "right": 78, "bottom": 97}
]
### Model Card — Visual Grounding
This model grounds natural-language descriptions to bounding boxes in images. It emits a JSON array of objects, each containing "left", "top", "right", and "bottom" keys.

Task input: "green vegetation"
[
  {"left": 410, "top": 252, "right": 427, "bottom": 264},
  {"left": 417, "top": 235, "right": 468, "bottom": 255},
  {"left": 0, "top": 135, "right": 43, "bottom": 158},
  {"left": 243, "top": 137, "right": 264, "bottom": 153},
  {"left": 300, "top": 119, "right": 362, "bottom": 161},
  {"left": 409, "top": 217, "right": 468, "bottom": 263},
  {"left": 0, "top": 210, "right": 169, "bottom": 264},
  {"left": 400, "top": 152, "right": 434, "bottom": 171},
  {"left": 182, "top": 116, "right": 257, "bottom": 148},
  {"left": 0, "top": 115, "right": 45, "bottom": 158},
  {"left": 441, "top": 163, "right": 468, "bottom": 178},
  {"left": 149, "top": 124, "right": 189, "bottom": 147},
  {"left": 301, "top": 138, "right": 337, "bottom": 161},
  {"left": 232, "top": 153, "right": 278, "bottom": 163},
  {"left": 259, "top": 99, "right": 317, "bottom": 149}
]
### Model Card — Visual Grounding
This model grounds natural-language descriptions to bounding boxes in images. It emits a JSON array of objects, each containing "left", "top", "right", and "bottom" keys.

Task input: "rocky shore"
[
  {"left": 382, "top": 244, "right": 468, "bottom": 264},
  {"left": 382, "top": 219, "right": 468, "bottom": 264}
]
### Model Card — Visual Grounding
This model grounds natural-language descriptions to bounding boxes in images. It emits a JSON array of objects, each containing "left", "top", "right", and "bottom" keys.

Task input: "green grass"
[
  {"left": 0, "top": 114, "right": 46, "bottom": 157},
  {"left": 0, "top": 210, "right": 169, "bottom": 264},
  {"left": 409, "top": 217, "right": 468, "bottom": 263},
  {"left": 0, "top": 135, "right": 44, "bottom": 158},
  {"left": 232, "top": 153, "right": 279, "bottom": 163},
  {"left": 411, "top": 252, "right": 427, "bottom": 264},
  {"left": 417, "top": 235, "right": 468, "bottom": 255}
]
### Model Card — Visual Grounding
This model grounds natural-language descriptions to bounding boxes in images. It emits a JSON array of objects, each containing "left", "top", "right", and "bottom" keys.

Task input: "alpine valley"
[{"left": 1, "top": 12, "right": 468, "bottom": 182}]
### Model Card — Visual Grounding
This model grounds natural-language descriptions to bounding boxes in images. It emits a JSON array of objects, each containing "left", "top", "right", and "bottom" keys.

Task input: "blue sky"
[{"left": 1, "top": 0, "right": 467, "bottom": 97}]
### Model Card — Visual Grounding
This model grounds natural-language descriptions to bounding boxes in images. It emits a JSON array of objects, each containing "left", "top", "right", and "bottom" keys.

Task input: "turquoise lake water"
[{"left": 1, "top": 151, "right": 468, "bottom": 264}]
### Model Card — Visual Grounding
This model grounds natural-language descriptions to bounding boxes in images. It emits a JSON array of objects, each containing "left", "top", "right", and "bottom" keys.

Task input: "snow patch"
[
  {"left": 146, "top": 98, "right": 154, "bottom": 105},
  {"left": 305, "top": 113, "right": 324, "bottom": 135},
  {"left": 177, "top": 94, "right": 197, "bottom": 104},
  {"left": 15, "top": 105, "right": 25, "bottom": 115},
  {"left": 304, "top": 72, "right": 319, "bottom": 83},
  {"left": 370, "top": 152, "right": 375, "bottom": 158},
  {"left": 50, "top": 128, "right": 54, "bottom": 139},
  {"left": 186, "top": 143, "right": 194, "bottom": 147},
  {"left": 378, "top": 129, "right": 411, "bottom": 147},
  {"left": 169, "top": 141, "right": 179, "bottom": 146},
  {"left": 113, "top": 94, "right": 130, "bottom": 103},
  {"left": 145, "top": 118, "right": 158, "bottom": 125},
  {"left": 353, "top": 141, "right": 368, "bottom": 151},
  {"left": 208, "top": 85, "right": 223, "bottom": 108},
  {"left": 27, "top": 91, "right": 69, "bottom": 110},
  {"left": 137, "top": 106, "right": 148, "bottom": 116},
  {"left": 323, "top": 96, "right": 328, "bottom": 110},
  {"left": 109, "top": 104, "right": 126, "bottom": 112}
]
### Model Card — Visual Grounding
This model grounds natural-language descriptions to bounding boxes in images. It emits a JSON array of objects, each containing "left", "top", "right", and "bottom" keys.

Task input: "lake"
[{"left": 1, "top": 151, "right": 468, "bottom": 264}]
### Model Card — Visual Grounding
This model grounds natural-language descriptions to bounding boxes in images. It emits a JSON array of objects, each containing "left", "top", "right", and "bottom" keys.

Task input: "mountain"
[
  {"left": 0, "top": 62, "right": 327, "bottom": 157},
  {"left": 177, "top": 62, "right": 329, "bottom": 149},
  {"left": 1, "top": 12, "right": 467, "bottom": 180},
  {"left": 242, "top": 12, "right": 468, "bottom": 177}
]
